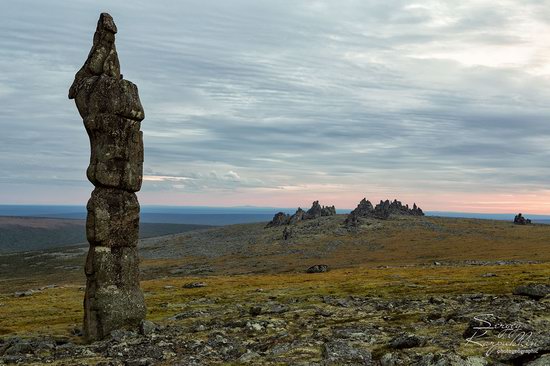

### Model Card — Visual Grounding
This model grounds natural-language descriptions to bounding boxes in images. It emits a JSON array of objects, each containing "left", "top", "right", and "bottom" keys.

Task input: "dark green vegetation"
[{"left": 0, "top": 216, "right": 211, "bottom": 253}]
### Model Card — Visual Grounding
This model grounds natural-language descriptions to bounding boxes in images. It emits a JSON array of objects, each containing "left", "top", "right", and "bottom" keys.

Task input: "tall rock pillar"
[{"left": 68, "top": 13, "right": 146, "bottom": 341}]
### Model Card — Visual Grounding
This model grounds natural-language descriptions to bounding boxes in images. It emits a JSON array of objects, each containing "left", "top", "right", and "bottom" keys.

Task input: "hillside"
[
  {"left": 137, "top": 214, "right": 550, "bottom": 276},
  {"left": 0, "top": 215, "right": 549, "bottom": 365},
  {"left": 0, "top": 216, "right": 212, "bottom": 253},
  {"left": 1, "top": 214, "right": 548, "bottom": 291}
]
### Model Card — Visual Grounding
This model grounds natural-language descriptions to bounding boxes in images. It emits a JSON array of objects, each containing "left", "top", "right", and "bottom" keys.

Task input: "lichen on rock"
[{"left": 69, "top": 12, "right": 146, "bottom": 341}]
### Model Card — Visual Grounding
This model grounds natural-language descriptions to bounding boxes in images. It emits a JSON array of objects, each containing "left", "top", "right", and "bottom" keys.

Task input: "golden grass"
[{"left": 1, "top": 262, "right": 548, "bottom": 340}]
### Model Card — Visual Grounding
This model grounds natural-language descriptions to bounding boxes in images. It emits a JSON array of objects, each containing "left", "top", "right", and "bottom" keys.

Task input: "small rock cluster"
[
  {"left": 266, "top": 201, "right": 336, "bottom": 228},
  {"left": 345, "top": 198, "right": 424, "bottom": 227},
  {"left": 514, "top": 213, "right": 532, "bottom": 225}
]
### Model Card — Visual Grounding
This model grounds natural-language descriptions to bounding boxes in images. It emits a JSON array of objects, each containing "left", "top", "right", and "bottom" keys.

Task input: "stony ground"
[
  {"left": 1, "top": 215, "right": 549, "bottom": 365},
  {"left": 1, "top": 289, "right": 549, "bottom": 365}
]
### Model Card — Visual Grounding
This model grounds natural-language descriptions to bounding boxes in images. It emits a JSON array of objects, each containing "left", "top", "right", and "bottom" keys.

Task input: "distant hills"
[
  {"left": 0, "top": 206, "right": 548, "bottom": 253},
  {"left": 0, "top": 205, "right": 548, "bottom": 225},
  {"left": 0, "top": 216, "right": 210, "bottom": 253}
]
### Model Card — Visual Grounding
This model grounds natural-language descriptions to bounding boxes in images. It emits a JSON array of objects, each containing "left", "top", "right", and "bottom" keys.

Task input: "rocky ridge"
[
  {"left": 266, "top": 201, "right": 336, "bottom": 228},
  {"left": 345, "top": 198, "right": 424, "bottom": 227}
]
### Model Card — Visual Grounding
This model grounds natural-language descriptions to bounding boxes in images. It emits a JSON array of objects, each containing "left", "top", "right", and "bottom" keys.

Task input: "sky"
[{"left": 1, "top": 0, "right": 550, "bottom": 213}]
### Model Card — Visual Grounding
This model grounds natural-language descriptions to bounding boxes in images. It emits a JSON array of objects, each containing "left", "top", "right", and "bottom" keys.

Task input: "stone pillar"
[{"left": 68, "top": 13, "right": 146, "bottom": 341}]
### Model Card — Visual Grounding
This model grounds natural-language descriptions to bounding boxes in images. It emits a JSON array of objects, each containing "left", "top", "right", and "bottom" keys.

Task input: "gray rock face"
[
  {"left": 265, "top": 212, "right": 291, "bottom": 228},
  {"left": 345, "top": 198, "right": 424, "bottom": 226},
  {"left": 69, "top": 13, "right": 146, "bottom": 341},
  {"left": 266, "top": 201, "right": 336, "bottom": 227}
]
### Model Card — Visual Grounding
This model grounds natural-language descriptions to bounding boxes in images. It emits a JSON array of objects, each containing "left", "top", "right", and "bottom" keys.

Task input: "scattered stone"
[
  {"left": 306, "top": 264, "right": 329, "bottom": 273},
  {"left": 513, "top": 283, "right": 550, "bottom": 300},
  {"left": 69, "top": 12, "right": 146, "bottom": 341},
  {"left": 419, "top": 353, "right": 488, "bottom": 366},
  {"left": 380, "top": 352, "right": 406, "bottom": 366},
  {"left": 246, "top": 322, "right": 263, "bottom": 332},
  {"left": 249, "top": 306, "right": 262, "bottom": 316},
  {"left": 14, "top": 290, "right": 35, "bottom": 297},
  {"left": 183, "top": 282, "right": 207, "bottom": 289},
  {"left": 238, "top": 350, "right": 260, "bottom": 362},
  {"left": 389, "top": 334, "right": 424, "bottom": 349},
  {"left": 267, "top": 303, "right": 289, "bottom": 314},
  {"left": 4, "top": 341, "right": 33, "bottom": 355},
  {"left": 139, "top": 320, "right": 157, "bottom": 335},
  {"left": 322, "top": 340, "right": 372, "bottom": 365},
  {"left": 526, "top": 354, "right": 550, "bottom": 366},
  {"left": 126, "top": 358, "right": 155, "bottom": 366},
  {"left": 109, "top": 329, "right": 137, "bottom": 342},
  {"left": 514, "top": 213, "right": 532, "bottom": 225},
  {"left": 481, "top": 272, "right": 497, "bottom": 277}
]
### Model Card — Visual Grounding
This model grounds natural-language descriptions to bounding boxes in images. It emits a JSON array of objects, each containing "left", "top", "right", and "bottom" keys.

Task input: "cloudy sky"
[{"left": 1, "top": 0, "right": 550, "bottom": 213}]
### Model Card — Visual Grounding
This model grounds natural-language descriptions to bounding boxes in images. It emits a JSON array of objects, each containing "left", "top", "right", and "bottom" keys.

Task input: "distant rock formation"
[
  {"left": 345, "top": 198, "right": 424, "bottom": 226},
  {"left": 69, "top": 13, "right": 146, "bottom": 341},
  {"left": 513, "top": 213, "right": 532, "bottom": 225},
  {"left": 266, "top": 201, "right": 336, "bottom": 228}
]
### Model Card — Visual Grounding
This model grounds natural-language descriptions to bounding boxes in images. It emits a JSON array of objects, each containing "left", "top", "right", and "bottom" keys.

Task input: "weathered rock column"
[{"left": 68, "top": 13, "right": 146, "bottom": 341}]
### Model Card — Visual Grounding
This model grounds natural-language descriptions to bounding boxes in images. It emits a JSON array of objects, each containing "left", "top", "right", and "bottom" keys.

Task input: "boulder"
[
  {"left": 306, "top": 264, "right": 329, "bottom": 273},
  {"left": 183, "top": 282, "right": 207, "bottom": 289},
  {"left": 282, "top": 226, "right": 293, "bottom": 240},
  {"left": 513, "top": 283, "right": 550, "bottom": 300},
  {"left": 389, "top": 334, "right": 424, "bottom": 349}
]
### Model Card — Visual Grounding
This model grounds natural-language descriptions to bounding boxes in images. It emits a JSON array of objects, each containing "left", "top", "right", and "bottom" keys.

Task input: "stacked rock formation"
[
  {"left": 345, "top": 198, "right": 424, "bottom": 226},
  {"left": 513, "top": 213, "right": 532, "bottom": 225},
  {"left": 69, "top": 13, "right": 146, "bottom": 341},
  {"left": 266, "top": 201, "right": 336, "bottom": 228}
]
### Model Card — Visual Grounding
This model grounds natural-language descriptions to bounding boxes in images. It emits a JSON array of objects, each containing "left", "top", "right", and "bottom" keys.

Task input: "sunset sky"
[{"left": 1, "top": 0, "right": 550, "bottom": 213}]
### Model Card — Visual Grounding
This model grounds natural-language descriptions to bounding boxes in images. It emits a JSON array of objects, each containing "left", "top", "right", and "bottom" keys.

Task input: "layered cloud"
[{"left": 1, "top": 0, "right": 549, "bottom": 212}]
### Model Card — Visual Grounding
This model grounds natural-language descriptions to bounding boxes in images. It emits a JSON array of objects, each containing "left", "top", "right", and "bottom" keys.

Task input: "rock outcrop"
[
  {"left": 513, "top": 213, "right": 532, "bottom": 225},
  {"left": 266, "top": 201, "right": 336, "bottom": 228},
  {"left": 69, "top": 13, "right": 146, "bottom": 341},
  {"left": 345, "top": 198, "right": 424, "bottom": 226}
]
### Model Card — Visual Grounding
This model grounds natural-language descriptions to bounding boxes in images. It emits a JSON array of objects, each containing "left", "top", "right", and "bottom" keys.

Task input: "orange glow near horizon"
[{"left": 135, "top": 189, "right": 550, "bottom": 215}]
